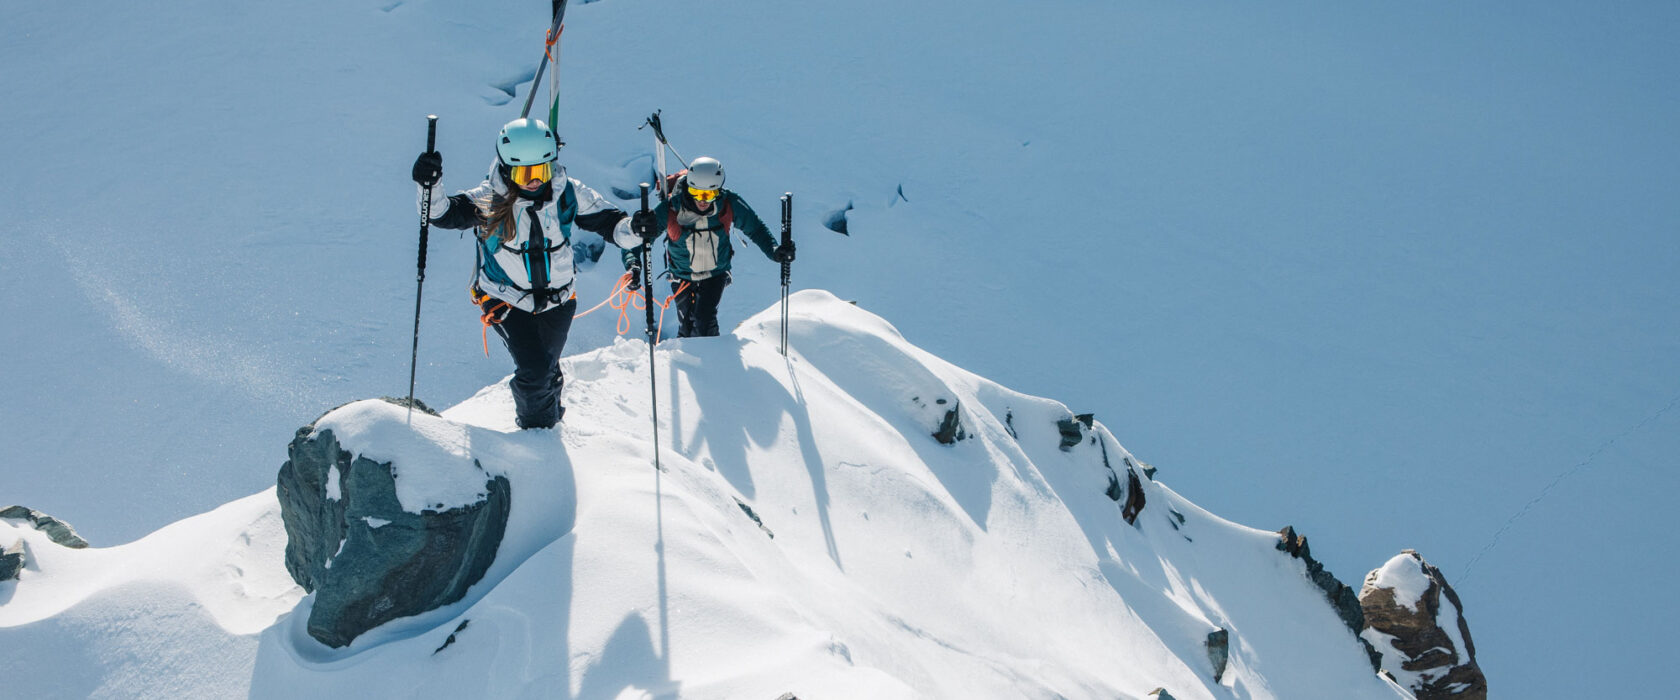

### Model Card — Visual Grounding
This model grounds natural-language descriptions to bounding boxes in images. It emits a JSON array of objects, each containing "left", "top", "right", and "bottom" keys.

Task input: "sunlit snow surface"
[
  {"left": 6, "top": 0, "right": 1680, "bottom": 697},
  {"left": 2, "top": 293, "right": 1405, "bottom": 699}
]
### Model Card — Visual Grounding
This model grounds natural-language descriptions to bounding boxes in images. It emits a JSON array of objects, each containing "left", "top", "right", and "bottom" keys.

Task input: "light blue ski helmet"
[{"left": 496, "top": 118, "right": 560, "bottom": 166}]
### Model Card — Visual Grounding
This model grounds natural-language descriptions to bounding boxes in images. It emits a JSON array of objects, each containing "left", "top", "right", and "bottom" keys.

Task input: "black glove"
[
  {"left": 773, "top": 242, "right": 796, "bottom": 263},
  {"left": 625, "top": 263, "right": 643, "bottom": 292},
  {"left": 412, "top": 151, "right": 442, "bottom": 187},
  {"left": 631, "top": 210, "right": 659, "bottom": 242}
]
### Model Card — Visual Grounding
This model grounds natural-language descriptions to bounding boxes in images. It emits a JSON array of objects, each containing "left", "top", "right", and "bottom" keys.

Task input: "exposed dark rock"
[
  {"left": 1125, "top": 455, "right": 1157, "bottom": 480},
  {"left": 1276, "top": 526, "right": 1381, "bottom": 672},
  {"left": 1093, "top": 432, "right": 1147, "bottom": 524},
  {"left": 1, "top": 539, "right": 23, "bottom": 581},
  {"left": 432, "top": 619, "right": 471, "bottom": 655},
  {"left": 277, "top": 399, "right": 510, "bottom": 648},
  {"left": 1147, "top": 689, "right": 1177, "bottom": 700},
  {"left": 381, "top": 395, "right": 437, "bottom": 415},
  {"left": 734, "top": 498, "right": 774, "bottom": 539},
  {"left": 0, "top": 506, "right": 90, "bottom": 549},
  {"left": 1359, "top": 550, "right": 1487, "bottom": 700},
  {"left": 1207, "top": 628, "right": 1230, "bottom": 682},
  {"left": 1055, "top": 413, "right": 1091, "bottom": 451},
  {"left": 932, "top": 401, "right": 966, "bottom": 444},
  {"left": 1120, "top": 468, "right": 1147, "bottom": 525},
  {"left": 1104, "top": 471, "right": 1124, "bottom": 502}
]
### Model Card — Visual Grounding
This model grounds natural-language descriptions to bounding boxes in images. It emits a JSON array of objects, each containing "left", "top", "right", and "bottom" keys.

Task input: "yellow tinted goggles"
[
  {"left": 687, "top": 185, "right": 720, "bottom": 202},
  {"left": 510, "top": 162, "right": 553, "bottom": 186}
]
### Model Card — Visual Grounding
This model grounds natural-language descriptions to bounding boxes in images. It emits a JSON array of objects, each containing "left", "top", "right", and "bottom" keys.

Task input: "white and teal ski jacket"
[{"left": 420, "top": 162, "right": 640, "bottom": 314}]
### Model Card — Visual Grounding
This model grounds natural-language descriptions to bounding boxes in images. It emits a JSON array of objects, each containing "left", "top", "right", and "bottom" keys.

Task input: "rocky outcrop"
[
  {"left": 1, "top": 539, "right": 23, "bottom": 581},
  {"left": 932, "top": 400, "right": 967, "bottom": 444},
  {"left": 1090, "top": 423, "right": 1148, "bottom": 525},
  {"left": 1056, "top": 413, "right": 1092, "bottom": 451},
  {"left": 0, "top": 506, "right": 90, "bottom": 549},
  {"left": 1206, "top": 628, "right": 1230, "bottom": 683},
  {"left": 277, "top": 398, "right": 511, "bottom": 648},
  {"left": 1359, "top": 550, "right": 1487, "bottom": 700},
  {"left": 1276, "top": 526, "right": 1382, "bottom": 672}
]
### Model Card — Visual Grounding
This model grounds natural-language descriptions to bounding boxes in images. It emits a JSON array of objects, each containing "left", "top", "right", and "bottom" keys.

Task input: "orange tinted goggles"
[
  {"left": 510, "top": 162, "right": 553, "bottom": 186},
  {"left": 687, "top": 185, "right": 720, "bottom": 202}
]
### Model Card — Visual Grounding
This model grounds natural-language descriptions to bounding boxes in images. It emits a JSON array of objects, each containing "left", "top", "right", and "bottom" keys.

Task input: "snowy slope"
[
  {"left": 5, "top": 1, "right": 1680, "bottom": 697},
  {"left": 2, "top": 292, "right": 1405, "bottom": 699}
]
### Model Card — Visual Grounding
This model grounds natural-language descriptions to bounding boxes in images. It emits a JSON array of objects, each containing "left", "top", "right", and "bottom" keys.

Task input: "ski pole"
[
  {"left": 780, "top": 192, "right": 792, "bottom": 356},
  {"left": 640, "top": 183, "right": 663, "bottom": 471},
  {"left": 407, "top": 115, "right": 438, "bottom": 421}
]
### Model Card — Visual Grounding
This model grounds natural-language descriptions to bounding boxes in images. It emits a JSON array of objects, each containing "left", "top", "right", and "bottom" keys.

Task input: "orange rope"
[
  {"left": 469, "top": 286, "right": 513, "bottom": 357},
  {"left": 607, "top": 274, "right": 651, "bottom": 336},
  {"left": 655, "top": 281, "right": 691, "bottom": 343},
  {"left": 517, "top": 273, "right": 693, "bottom": 345},
  {"left": 574, "top": 272, "right": 631, "bottom": 320},
  {"left": 544, "top": 24, "right": 564, "bottom": 61}
]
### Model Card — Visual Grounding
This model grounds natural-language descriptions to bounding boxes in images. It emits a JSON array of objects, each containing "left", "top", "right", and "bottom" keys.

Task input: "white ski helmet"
[
  {"left": 496, "top": 118, "right": 560, "bottom": 166},
  {"left": 686, "top": 156, "right": 725, "bottom": 190}
]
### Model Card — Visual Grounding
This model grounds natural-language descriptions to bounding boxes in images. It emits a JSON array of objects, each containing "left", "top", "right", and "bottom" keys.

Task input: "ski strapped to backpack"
[
  {"left": 642, "top": 110, "right": 690, "bottom": 200},
  {"left": 522, "top": 1, "right": 569, "bottom": 121}
]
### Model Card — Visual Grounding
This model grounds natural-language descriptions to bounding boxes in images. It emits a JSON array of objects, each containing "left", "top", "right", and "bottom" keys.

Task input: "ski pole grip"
[
  {"left": 640, "top": 183, "right": 650, "bottom": 213},
  {"left": 426, "top": 115, "right": 438, "bottom": 152},
  {"left": 781, "top": 193, "right": 792, "bottom": 246}
]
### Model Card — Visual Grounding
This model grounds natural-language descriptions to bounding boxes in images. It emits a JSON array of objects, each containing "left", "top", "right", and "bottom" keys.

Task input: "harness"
[{"left": 472, "top": 180, "right": 579, "bottom": 312}]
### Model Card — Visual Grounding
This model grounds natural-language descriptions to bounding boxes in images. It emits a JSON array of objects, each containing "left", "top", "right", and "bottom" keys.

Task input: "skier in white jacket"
[{"left": 411, "top": 118, "right": 643, "bottom": 429}]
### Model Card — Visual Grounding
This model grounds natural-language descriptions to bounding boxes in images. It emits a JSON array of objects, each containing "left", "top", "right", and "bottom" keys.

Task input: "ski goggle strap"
[
  {"left": 687, "top": 185, "right": 720, "bottom": 202},
  {"left": 511, "top": 162, "right": 553, "bottom": 186}
]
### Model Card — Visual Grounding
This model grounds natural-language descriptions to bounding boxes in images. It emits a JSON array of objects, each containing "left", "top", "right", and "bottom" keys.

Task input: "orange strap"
[{"left": 544, "top": 24, "right": 564, "bottom": 61}]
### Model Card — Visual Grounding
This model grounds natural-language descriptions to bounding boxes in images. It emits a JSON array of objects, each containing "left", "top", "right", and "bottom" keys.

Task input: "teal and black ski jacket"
[{"left": 625, "top": 187, "right": 777, "bottom": 282}]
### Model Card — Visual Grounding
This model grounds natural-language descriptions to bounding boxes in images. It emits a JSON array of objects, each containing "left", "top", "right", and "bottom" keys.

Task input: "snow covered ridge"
[{"left": 3, "top": 291, "right": 1423, "bottom": 698}]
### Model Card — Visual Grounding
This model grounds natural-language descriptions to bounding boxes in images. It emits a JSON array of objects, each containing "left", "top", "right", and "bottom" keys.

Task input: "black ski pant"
[
  {"left": 671, "top": 274, "right": 730, "bottom": 338},
  {"left": 496, "top": 297, "right": 576, "bottom": 429}
]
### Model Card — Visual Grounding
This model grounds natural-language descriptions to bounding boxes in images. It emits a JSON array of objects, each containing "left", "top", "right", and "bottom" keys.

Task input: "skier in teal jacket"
[{"left": 626, "top": 156, "right": 794, "bottom": 338}]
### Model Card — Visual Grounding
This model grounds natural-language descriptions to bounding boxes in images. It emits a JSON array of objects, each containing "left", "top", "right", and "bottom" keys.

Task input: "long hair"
[{"left": 477, "top": 188, "right": 517, "bottom": 243}]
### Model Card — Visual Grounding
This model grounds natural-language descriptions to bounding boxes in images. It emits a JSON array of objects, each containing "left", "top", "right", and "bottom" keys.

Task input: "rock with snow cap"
[
  {"left": 1359, "top": 549, "right": 1487, "bottom": 700},
  {"left": 276, "top": 397, "right": 511, "bottom": 648}
]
